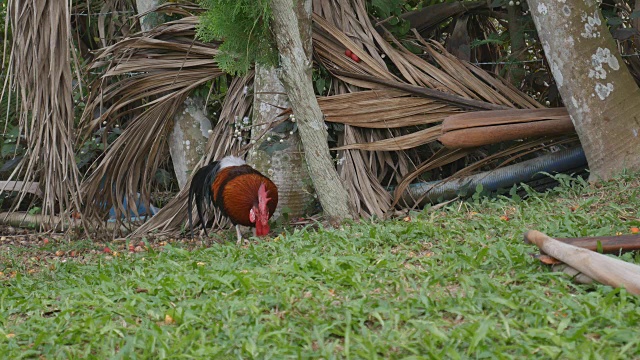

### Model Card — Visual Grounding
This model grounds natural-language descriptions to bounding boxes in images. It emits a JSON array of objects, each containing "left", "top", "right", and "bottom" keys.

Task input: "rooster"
[{"left": 188, "top": 156, "right": 278, "bottom": 243}]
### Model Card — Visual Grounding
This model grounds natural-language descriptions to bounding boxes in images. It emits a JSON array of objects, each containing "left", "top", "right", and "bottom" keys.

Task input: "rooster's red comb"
[{"left": 258, "top": 182, "right": 271, "bottom": 213}]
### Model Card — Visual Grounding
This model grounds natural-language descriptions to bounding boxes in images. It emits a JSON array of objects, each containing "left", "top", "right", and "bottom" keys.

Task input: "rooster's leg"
[{"left": 235, "top": 225, "right": 243, "bottom": 245}]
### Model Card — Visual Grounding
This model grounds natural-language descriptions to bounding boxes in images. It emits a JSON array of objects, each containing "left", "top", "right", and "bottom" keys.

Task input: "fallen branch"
[
  {"left": 0, "top": 212, "right": 128, "bottom": 233},
  {"left": 554, "top": 233, "right": 640, "bottom": 252},
  {"left": 524, "top": 230, "right": 640, "bottom": 295},
  {"left": 439, "top": 108, "right": 574, "bottom": 148},
  {"left": 531, "top": 233, "right": 640, "bottom": 264},
  {"left": 0, "top": 181, "right": 42, "bottom": 197}
]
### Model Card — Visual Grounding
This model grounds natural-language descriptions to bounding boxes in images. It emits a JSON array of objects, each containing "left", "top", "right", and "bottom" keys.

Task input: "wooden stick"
[
  {"left": 0, "top": 212, "right": 127, "bottom": 233},
  {"left": 554, "top": 234, "right": 640, "bottom": 253},
  {"left": 524, "top": 230, "right": 640, "bottom": 295},
  {"left": 532, "top": 234, "right": 640, "bottom": 265},
  {"left": 0, "top": 181, "right": 42, "bottom": 197}
]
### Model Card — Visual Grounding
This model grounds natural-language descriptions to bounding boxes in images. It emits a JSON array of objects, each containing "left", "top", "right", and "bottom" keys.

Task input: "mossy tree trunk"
[
  {"left": 249, "top": 65, "right": 317, "bottom": 220},
  {"left": 136, "top": 0, "right": 211, "bottom": 189},
  {"left": 269, "top": 0, "right": 353, "bottom": 222},
  {"left": 529, "top": 0, "right": 640, "bottom": 181}
]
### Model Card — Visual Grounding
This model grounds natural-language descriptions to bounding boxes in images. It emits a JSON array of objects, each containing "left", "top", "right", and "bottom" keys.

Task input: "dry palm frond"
[
  {"left": 392, "top": 147, "right": 471, "bottom": 208},
  {"left": 132, "top": 73, "right": 254, "bottom": 237},
  {"left": 337, "top": 126, "right": 392, "bottom": 219},
  {"left": 71, "top": 0, "right": 138, "bottom": 57},
  {"left": 334, "top": 126, "right": 442, "bottom": 151},
  {"left": 318, "top": 90, "right": 459, "bottom": 128},
  {"left": 79, "top": 13, "right": 223, "bottom": 230},
  {"left": 330, "top": 70, "right": 509, "bottom": 110},
  {"left": 439, "top": 108, "right": 574, "bottom": 148},
  {"left": 312, "top": 0, "right": 412, "bottom": 218},
  {"left": 310, "top": 0, "right": 564, "bottom": 215},
  {"left": 2, "top": 0, "right": 81, "bottom": 228}
]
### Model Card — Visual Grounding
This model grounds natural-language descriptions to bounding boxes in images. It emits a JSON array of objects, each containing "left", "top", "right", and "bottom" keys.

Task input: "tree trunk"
[
  {"left": 269, "top": 0, "right": 353, "bottom": 222},
  {"left": 135, "top": 0, "right": 164, "bottom": 30},
  {"left": 506, "top": 3, "right": 525, "bottom": 86},
  {"left": 529, "top": 0, "right": 640, "bottom": 181},
  {"left": 633, "top": 0, "right": 640, "bottom": 50},
  {"left": 136, "top": 0, "right": 211, "bottom": 190},
  {"left": 249, "top": 65, "right": 317, "bottom": 220},
  {"left": 168, "top": 97, "right": 212, "bottom": 188}
]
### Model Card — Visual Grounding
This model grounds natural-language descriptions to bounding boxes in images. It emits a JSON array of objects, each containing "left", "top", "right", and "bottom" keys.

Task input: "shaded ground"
[
  {"left": 0, "top": 215, "right": 321, "bottom": 278},
  {"left": 0, "top": 224, "right": 218, "bottom": 279}
]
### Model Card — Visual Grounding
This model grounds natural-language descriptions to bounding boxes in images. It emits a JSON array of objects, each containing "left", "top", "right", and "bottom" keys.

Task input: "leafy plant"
[
  {"left": 197, "top": 0, "right": 278, "bottom": 75},
  {"left": 369, "top": 0, "right": 413, "bottom": 38}
]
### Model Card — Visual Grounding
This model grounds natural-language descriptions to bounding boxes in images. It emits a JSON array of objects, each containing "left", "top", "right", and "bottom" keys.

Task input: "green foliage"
[
  {"left": 197, "top": 0, "right": 278, "bottom": 75},
  {"left": 2, "top": 172, "right": 640, "bottom": 357},
  {"left": 369, "top": 0, "right": 414, "bottom": 38},
  {"left": 0, "top": 0, "right": 8, "bottom": 50},
  {"left": 471, "top": 31, "right": 510, "bottom": 48}
]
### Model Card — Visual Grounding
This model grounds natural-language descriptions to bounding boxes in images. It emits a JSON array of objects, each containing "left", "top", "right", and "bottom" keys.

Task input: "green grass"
[{"left": 2, "top": 173, "right": 640, "bottom": 359}]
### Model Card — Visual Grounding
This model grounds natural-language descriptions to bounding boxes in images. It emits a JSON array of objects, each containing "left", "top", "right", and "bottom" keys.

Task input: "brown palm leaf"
[
  {"left": 312, "top": 0, "right": 420, "bottom": 218},
  {"left": 311, "top": 0, "right": 567, "bottom": 215},
  {"left": 79, "top": 14, "right": 223, "bottom": 228},
  {"left": 2, "top": 0, "right": 82, "bottom": 228}
]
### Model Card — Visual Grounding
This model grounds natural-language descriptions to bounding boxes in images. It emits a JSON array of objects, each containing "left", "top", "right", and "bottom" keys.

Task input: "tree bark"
[
  {"left": 633, "top": 0, "right": 640, "bottom": 50},
  {"left": 529, "top": 0, "right": 640, "bottom": 181},
  {"left": 249, "top": 65, "right": 317, "bottom": 220},
  {"left": 136, "top": 0, "right": 164, "bottom": 31},
  {"left": 168, "top": 97, "right": 212, "bottom": 188},
  {"left": 506, "top": 3, "right": 525, "bottom": 86},
  {"left": 269, "top": 0, "right": 353, "bottom": 222},
  {"left": 136, "top": 0, "right": 211, "bottom": 190}
]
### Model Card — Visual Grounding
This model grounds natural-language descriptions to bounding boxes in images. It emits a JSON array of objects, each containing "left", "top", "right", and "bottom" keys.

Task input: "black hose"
[{"left": 401, "top": 147, "right": 587, "bottom": 206}]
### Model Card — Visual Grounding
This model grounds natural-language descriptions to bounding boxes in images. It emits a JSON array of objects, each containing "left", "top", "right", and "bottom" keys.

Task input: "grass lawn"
[{"left": 1, "top": 173, "right": 640, "bottom": 359}]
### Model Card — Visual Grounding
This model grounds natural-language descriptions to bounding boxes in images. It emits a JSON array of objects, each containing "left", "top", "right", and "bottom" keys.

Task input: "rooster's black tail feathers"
[{"left": 188, "top": 161, "right": 221, "bottom": 238}]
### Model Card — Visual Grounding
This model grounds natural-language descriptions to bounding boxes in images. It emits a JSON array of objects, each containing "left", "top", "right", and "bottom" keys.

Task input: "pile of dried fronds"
[
  {"left": 2, "top": 0, "right": 82, "bottom": 228},
  {"left": 77, "top": 5, "right": 227, "bottom": 233},
  {"left": 3, "top": 0, "right": 592, "bottom": 237},
  {"left": 311, "top": 0, "right": 578, "bottom": 216}
]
